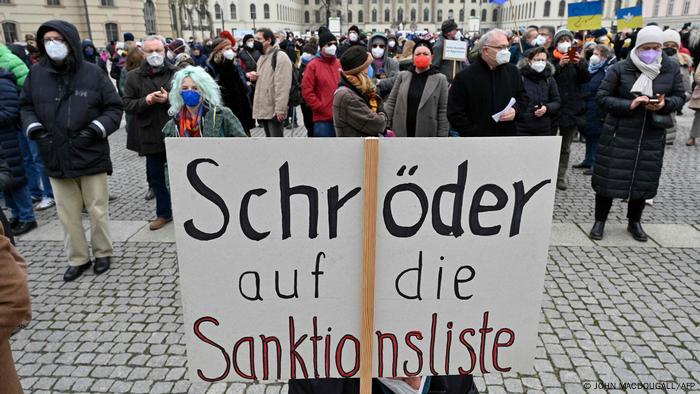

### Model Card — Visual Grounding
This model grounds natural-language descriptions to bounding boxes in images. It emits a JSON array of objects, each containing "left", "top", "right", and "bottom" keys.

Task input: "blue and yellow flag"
[
  {"left": 568, "top": 1, "right": 603, "bottom": 31},
  {"left": 616, "top": 6, "right": 643, "bottom": 30}
]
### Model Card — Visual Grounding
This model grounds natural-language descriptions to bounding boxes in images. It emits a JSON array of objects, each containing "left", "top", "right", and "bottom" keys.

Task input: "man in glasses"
[
  {"left": 367, "top": 33, "right": 399, "bottom": 97},
  {"left": 20, "top": 20, "right": 123, "bottom": 281},
  {"left": 447, "top": 28, "right": 528, "bottom": 138}
]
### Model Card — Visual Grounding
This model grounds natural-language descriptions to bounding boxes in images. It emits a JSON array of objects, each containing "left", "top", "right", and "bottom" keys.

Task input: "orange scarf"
[{"left": 552, "top": 49, "right": 565, "bottom": 60}]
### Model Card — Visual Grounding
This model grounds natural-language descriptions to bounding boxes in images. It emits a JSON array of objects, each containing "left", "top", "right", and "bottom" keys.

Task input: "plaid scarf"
[{"left": 178, "top": 106, "right": 203, "bottom": 137}]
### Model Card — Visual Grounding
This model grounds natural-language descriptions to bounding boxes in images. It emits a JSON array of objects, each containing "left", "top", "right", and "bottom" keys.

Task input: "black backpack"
[{"left": 272, "top": 49, "right": 303, "bottom": 107}]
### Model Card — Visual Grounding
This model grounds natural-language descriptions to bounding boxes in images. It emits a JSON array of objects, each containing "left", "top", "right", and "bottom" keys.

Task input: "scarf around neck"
[
  {"left": 178, "top": 106, "right": 204, "bottom": 137},
  {"left": 629, "top": 48, "right": 661, "bottom": 97}
]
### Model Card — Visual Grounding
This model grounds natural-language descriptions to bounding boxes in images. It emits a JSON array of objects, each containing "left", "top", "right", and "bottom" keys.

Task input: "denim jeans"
[
  {"left": 17, "top": 130, "right": 53, "bottom": 199},
  {"left": 4, "top": 184, "right": 36, "bottom": 222},
  {"left": 584, "top": 134, "right": 600, "bottom": 167},
  {"left": 313, "top": 121, "right": 336, "bottom": 137},
  {"left": 146, "top": 152, "right": 172, "bottom": 219}
]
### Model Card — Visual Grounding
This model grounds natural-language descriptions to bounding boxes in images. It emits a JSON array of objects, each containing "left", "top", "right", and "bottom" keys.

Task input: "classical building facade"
[
  {"left": 1, "top": 0, "right": 173, "bottom": 45},
  {"left": 498, "top": 0, "right": 699, "bottom": 31}
]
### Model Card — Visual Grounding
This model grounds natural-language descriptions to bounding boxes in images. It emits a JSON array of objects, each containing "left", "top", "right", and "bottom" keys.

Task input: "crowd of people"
[{"left": 0, "top": 15, "right": 698, "bottom": 394}]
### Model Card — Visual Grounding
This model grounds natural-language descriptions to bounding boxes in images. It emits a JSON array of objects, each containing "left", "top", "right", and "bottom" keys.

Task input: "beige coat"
[
  {"left": 252, "top": 45, "right": 293, "bottom": 120},
  {"left": 0, "top": 224, "right": 31, "bottom": 394},
  {"left": 383, "top": 70, "right": 449, "bottom": 137}
]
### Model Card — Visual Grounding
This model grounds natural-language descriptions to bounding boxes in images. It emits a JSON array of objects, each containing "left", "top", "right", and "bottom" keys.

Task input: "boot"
[
  {"left": 627, "top": 222, "right": 648, "bottom": 242},
  {"left": 589, "top": 221, "right": 605, "bottom": 240}
]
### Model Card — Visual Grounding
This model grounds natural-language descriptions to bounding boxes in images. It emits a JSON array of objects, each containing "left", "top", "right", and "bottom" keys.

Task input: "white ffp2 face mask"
[
  {"left": 324, "top": 45, "right": 337, "bottom": 56},
  {"left": 496, "top": 48, "right": 511, "bottom": 65},
  {"left": 146, "top": 53, "right": 164, "bottom": 67},
  {"left": 223, "top": 49, "right": 235, "bottom": 60},
  {"left": 531, "top": 60, "right": 546, "bottom": 73},
  {"left": 372, "top": 47, "right": 385, "bottom": 59},
  {"left": 557, "top": 42, "right": 571, "bottom": 53},
  {"left": 46, "top": 41, "right": 69, "bottom": 61}
]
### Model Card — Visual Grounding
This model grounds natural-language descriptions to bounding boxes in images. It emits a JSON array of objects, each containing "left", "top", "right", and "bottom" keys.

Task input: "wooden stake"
[{"left": 360, "top": 137, "right": 379, "bottom": 394}]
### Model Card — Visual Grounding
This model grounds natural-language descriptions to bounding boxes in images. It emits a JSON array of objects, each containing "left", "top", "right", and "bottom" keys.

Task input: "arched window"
[
  {"left": 264, "top": 3, "right": 270, "bottom": 19},
  {"left": 530, "top": 2, "right": 535, "bottom": 18},
  {"left": 411, "top": 8, "right": 416, "bottom": 21},
  {"left": 144, "top": 0, "right": 157, "bottom": 34},
  {"left": 459, "top": 8, "right": 464, "bottom": 21},
  {"left": 481, "top": 8, "right": 486, "bottom": 21},
  {"left": 315, "top": 10, "right": 320, "bottom": 22},
  {"left": 215, "top": 3, "right": 222, "bottom": 19},
  {"left": 358, "top": 10, "right": 364, "bottom": 22},
  {"left": 423, "top": 7, "right": 430, "bottom": 21},
  {"left": 447, "top": 9, "right": 453, "bottom": 19},
  {"left": 543, "top": 0, "right": 550, "bottom": 17},
  {"left": 305, "top": 10, "right": 310, "bottom": 22},
  {"left": 372, "top": 8, "right": 377, "bottom": 22},
  {"left": 558, "top": 0, "right": 565, "bottom": 17},
  {"left": 348, "top": 10, "right": 353, "bottom": 22},
  {"left": 397, "top": 8, "right": 403, "bottom": 21},
  {"left": 385, "top": 8, "right": 391, "bottom": 22},
  {"left": 2, "top": 22, "right": 18, "bottom": 44},
  {"left": 105, "top": 23, "right": 119, "bottom": 42},
  {"left": 437, "top": 9, "right": 442, "bottom": 21},
  {"left": 492, "top": 8, "right": 497, "bottom": 21},
  {"left": 230, "top": 3, "right": 237, "bottom": 19},
  {"left": 470, "top": 9, "right": 475, "bottom": 16},
  {"left": 250, "top": 4, "right": 257, "bottom": 19}
]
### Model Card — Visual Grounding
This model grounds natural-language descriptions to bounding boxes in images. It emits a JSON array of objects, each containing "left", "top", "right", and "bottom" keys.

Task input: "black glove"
[
  {"left": 28, "top": 127, "right": 52, "bottom": 141},
  {"left": 78, "top": 128, "right": 100, "bottom": 139}
]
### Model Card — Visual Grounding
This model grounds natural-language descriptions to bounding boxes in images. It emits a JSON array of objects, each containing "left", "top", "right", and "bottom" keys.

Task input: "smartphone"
[
  {"left": 534, "top": 104, "right": 543, "bottom": 110},
  {"left": 567, "top": 45, "right": 578, "bottom": 59},
  {"left": 648, "top": 98, "right": 660, "bottom": 104}
]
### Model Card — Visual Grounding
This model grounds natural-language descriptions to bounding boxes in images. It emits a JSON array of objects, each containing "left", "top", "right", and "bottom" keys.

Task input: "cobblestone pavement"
[{"left": 9, "top": 108, "right": 700, "bottom": 393}]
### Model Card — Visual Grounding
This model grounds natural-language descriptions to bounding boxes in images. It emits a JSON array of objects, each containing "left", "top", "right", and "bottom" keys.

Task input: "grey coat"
[{"left": 384, "top": 70, "right": 449, "bottom": 137}]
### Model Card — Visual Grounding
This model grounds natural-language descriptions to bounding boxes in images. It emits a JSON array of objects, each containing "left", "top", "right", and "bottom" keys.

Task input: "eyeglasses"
[
  {"left": 43, "top": 37, "right": 65, "bottom": 44},
  {"left": 372, "top": 44, "right": 386, "bottom": 49},
  {"left": 485, "top": 45, "right": 509, "bottom": 51}
]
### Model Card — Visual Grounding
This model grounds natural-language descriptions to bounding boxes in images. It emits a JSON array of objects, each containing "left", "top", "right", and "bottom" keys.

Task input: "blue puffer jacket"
[
  {"left": 0, "top": 68, "right": 26, "bottom": 190},
  {"left": 580, "top": 57, "right": 616, "bottom": 138}
]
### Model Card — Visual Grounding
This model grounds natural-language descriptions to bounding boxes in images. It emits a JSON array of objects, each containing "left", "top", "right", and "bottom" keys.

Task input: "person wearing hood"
[
  {"left": 550, "top": 29, "right": 591, "bottom": 191},
  {"left": 337, "top": 25, "right": 365, "bottom": 58},
  {"left": 206, "top": 37, "right": 255, "bottom": 135},
  {"left": 20, "top": 20, "right": 123, "bottom": 281},
  {"left": 575, "top": 44, "right": 616, "bottom": 175},
  {"left": 367, "top": 33, "right": 400, "bottom": 97},
  {"left": 447, "top": 28, "right": 528, "bottom": 137},
  {"left": 0, "top": 45, "right": 28, "bottom": 89},
  {"left": 333, "top": 45, "right": 387, "bottom": 137},
  {"left": 515, "top": 47, "right": 561, "bottom": 136},
  {"left": 661, "top": 28, "right": 693, "bottom": 145},
  {"left": 191, "top": 43, "right": 208, "bottom": 67},
  {"left": 123, "top": 35, "right": 178, "bottom": 231},
  {"left": 387, "top": 34, "right": 399, "bottom": 58},
  {"left": 432, "top": 20, "right": 465, "bottom": 84},
  {"left": 301, "top": 28, "right": 341, "bottom": 137},
  {"left": 589, "top": 25, "right": 685, "bottom": 242},
  {"left": 384, "top": 40, "right": 449, "bottom": 137},
  {"left": 81, "top": 39, "right": 107, "bottom": 74}
]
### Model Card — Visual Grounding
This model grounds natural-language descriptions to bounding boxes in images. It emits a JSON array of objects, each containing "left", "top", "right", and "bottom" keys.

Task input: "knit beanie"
[
  {"left": 243, "top": 34, "right": 254, "bottom": 44},
  {"left": 441, "top": 20, "right": 458, "bottom": 35},
  {"left": 662, "top": 29, "right": 681, "bottom": 46},
  {"left": 591, "top": 28, "right": 608, "bottom": 39},
  {"left": 348, "top": 25, "right": 360, "bottom": 35},
  {"left": 340, "top": 45, "right": 372, "bottom": 75},
  {"left": 124, "top": 32, "right": 135, "bottom": 42},
  {"left": 412, "top": 39, "right": 433, "bottom": 55},
  {"left": 552, "top": 29, "right": 573, "bottom": 46},
  {"left": 635, "top": 25, "right": 664, "bottom": 47},
  {"left": 318, "top": 27, "right": 336, "bottom": 48}
]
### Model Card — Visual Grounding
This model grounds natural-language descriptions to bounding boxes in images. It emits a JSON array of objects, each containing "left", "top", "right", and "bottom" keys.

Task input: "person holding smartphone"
[{"left": 549, "top": 29, "right": 591, "bottom": 191}]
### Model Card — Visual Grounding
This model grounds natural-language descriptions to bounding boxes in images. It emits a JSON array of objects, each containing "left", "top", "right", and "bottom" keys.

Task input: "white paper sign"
[
  {"left": 329, "top": 17, "right": 341, "bottom": 34},
  {"left": 442, "top": 39, "right": 468, "bottom": 61},
  {"left": 166, "top": 137, "right": 560, "bottom": 383}
]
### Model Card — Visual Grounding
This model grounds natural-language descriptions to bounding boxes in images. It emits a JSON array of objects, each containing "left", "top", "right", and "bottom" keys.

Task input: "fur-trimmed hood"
[{"left": 517, "top": 57, "right": 555, "bottom": 79}]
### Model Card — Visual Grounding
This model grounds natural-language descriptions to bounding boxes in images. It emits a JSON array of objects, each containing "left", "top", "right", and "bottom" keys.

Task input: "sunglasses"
[{"left": 372, "top": 44, "right": 386, "bottom": 49}]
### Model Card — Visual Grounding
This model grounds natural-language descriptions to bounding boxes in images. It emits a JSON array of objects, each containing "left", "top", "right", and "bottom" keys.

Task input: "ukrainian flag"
[
  {"left": 617, "top": 6, "right": 644, "bottom": 30},
  {"left": 568, "top": 1, "right": 603, "bottom": 31}
]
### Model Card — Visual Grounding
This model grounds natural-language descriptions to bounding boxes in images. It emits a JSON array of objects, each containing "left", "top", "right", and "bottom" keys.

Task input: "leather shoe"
[
  {"left": 149, "top": 217, "right": 172, "bottom": 230},
  {"left": 627, "top": 222, "right": 648, "bottom": 242},
  {"left": 144, "top": 188, "right": 155, "bottom": 201},
  {"left": 94, "top": 257, "right": 111, "bottom": 274},
  {"left": 13, "top": 221, "right": 37, "bottom": 236},
  {"left": 589, "top": 221, "right": 605, "bottom": 240},
  {"left": 572, "top": 163, "right": 591, "bottom": 169},
  {"left": 64, "top": 261, "right": 92, "bottom": 282}
]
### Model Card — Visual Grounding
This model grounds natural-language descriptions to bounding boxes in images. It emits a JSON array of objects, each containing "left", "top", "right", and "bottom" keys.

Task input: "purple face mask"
[{"left": 638, "top": 49, "right": 660, "bottom": 64}]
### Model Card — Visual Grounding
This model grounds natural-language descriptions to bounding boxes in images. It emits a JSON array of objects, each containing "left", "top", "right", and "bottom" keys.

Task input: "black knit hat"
[
  {"left": 243, "top": 34, "right": 254, "bottom": 44},
  {"left": 441, "top": 20, "right": 458, "bottom": 35},
  {"left": 349, "top": 25, "right": 360, "bottom": 35},
  {"left": 340, "top": 45, "right": 372, "bottom": 74},
  {"left": 318, "top": 26, "right": 336, "bottom": 48},
  {"left": 412, "top": 39, "right": 433, "bottom": 55}
]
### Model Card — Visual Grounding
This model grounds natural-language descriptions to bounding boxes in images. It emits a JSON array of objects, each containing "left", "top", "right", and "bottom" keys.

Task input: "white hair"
[
  {"left": 143, "top": 35, "right": 165, "bottom": 45},
  {"left": 478, "top": 28, "right": 508, "bottom": 50}
]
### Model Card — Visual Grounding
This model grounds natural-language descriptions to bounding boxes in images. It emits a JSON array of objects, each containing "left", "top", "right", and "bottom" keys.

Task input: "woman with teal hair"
[{"left": 162, "top": 66, "right": 247, "bottom": 138}]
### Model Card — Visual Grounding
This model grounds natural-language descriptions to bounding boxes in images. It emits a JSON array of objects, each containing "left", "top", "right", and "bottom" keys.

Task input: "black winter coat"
[
  {"left": 515, "top": 60, "right": 561, "bottom": 136},
  {"left": 580, "top": 59, "right": 616, "bottom": 138},
  {"left": 447, "top": 56, "right": 528, "bottom": 137},
  {"left": 239, "top": 47, "right": 261, "bottom": 73},
  {"left": 122, "top": 62, "right": 177, "bottom": 155},
  {"left": 19, "top": 20, "right": 123, "bottom": 179},
  {"left": 592, "top": 55, "right": 685, "bottom": 200},
  {"left": 551, "top": 54, "right": 591, "bottom": 130},
  {"left": 0, "top": 69, "right": 26, "bottom": 189},
  {"left": 207, "top": 59, "right": 255, "bottom": 133}
]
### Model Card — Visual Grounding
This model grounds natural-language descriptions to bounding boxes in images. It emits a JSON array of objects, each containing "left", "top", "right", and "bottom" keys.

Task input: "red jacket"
[{"left": 301, "top": 55, "right": 341, "bottom": 122}]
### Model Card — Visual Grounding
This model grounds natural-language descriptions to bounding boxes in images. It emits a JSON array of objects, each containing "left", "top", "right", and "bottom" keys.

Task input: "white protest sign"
[
  {"left": 329, "top": 17, "right": 341, "bottom": 34},
  {"left": 442, "top": 39, "right": 468, "bottom": 61},
  {"left": 166, "top": 137, "right": 560, "bottom": 382}
]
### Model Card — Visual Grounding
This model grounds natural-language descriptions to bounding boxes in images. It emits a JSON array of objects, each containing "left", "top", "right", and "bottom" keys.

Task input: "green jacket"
[
  {"left": 0, "top": 45, "right": 28, "bottom": 89},
  {"left": 163, "top": 105, "right": 247, "bottom": 138}
]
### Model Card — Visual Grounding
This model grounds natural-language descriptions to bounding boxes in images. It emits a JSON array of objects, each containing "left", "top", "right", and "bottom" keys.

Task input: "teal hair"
[{"left": 168, "top": 66, "right": 222, "bottom": 116}]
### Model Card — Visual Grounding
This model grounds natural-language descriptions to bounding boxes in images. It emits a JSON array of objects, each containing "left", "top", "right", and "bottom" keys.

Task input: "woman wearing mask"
[
  {"left": 301, "top": 28, "right": 341, "bottom": 137},
  {"left": 661, "top": 29, "right": 693, "bottom": 145},
  {"left": 515, "top": 47, "right": 561, "bottom": 136},
  {"left": 387, "top": 34, "right": 399, "bottom": 58},
  {"left": 550, "top": 29, "right": 591, "bottom": 191},
  {"left": 576, "top": 45, "right": 616, "bottom": 175},
  {"left": 333, "top": 46, "right": 387, "bottom": 137},
  {"left": 589, "top": 26, "right": 685, "bottom": 242},
  {"left": 383, "top": 41, "right": 449, "bottom": 137},
  {"left": 205, "top": 38, "right": 255, "bottom": 135},
  {"left": 162, "top": 66, "right": 247, "bottom": 138}
]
